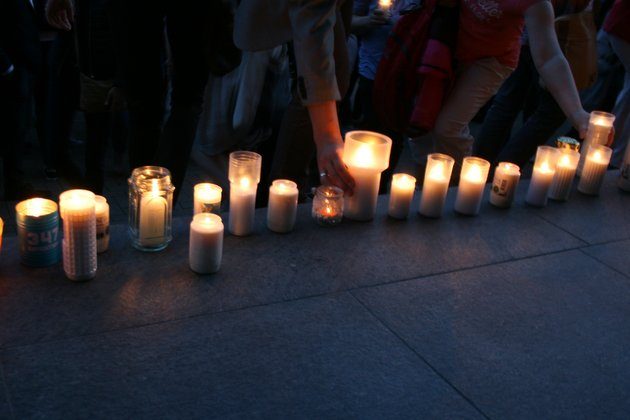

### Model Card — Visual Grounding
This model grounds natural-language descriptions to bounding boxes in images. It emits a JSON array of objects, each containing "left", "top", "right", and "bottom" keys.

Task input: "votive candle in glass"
[
  {"left": 228, "top": 151, "right": 262, "bottom": 236},
  {"left": 619, "top": 141, "right": 630, "bottom": 192},
  {"left": 267, "top": 179, "right": 299, "bottom": 233},
  {"left": 312, "top": 185, "right": 344, "bottom": 226},
  {"left": 194, "top": 183, "right": 222, "bottom": 215},
  {"left": 454, "top": 157, "right": 490, "bottom": 216},
  {"left": 578, "top": 144, "right": 612, "bottom": 195},
  {"left": 342, "top": 131, "right": 392, "bottom": 221},
  {"left": 526, "top": 146, "right": 560, "bottom": 207},
  {"left": 548, "top": 149, "right": 580, "bottom": 201},
  {"left": 59, "top": 189, "right": 97, "bottom": 281},
  {"left": 388, "top": 173, "right": 416, "bottom": 219},
  {"left": 189, "top": 213, "right": 224, "bottom": 274},
  {"left": 419, "top": 153, "right": 454, "bottom": 218},
  {"left": 578, "top": 111, "right": 615, "bottom": 175},
  {"left": 15, "top": 198, "right": 61, "bottom": 267},
  {"left": 489, "top": 162, "right": 521, "bottom": 208},
  {"left": 95, "top": 195, "right": 110, "bottom": 253}
]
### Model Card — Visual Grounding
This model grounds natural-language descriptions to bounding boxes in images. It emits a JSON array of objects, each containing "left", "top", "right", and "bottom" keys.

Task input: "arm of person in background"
[
  {"left": 525, "top": 1, "right": 592, "bottom": 140},
  {"left": 352, "top": 0, "right": 389, "bottom": 36},
  {"left": 288, "top": 0, "right": 355, "bottom": 193},
  {"left": 45, "top": 0, "right": 74, "bottom": 31}
]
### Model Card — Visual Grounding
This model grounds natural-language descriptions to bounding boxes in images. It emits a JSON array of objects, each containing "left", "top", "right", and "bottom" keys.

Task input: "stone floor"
[{"left": 0, "top": 171, "right": 628, "bottom": 418}]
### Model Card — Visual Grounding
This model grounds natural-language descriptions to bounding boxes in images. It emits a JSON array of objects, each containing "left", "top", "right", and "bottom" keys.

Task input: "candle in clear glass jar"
[
  {"left": 526, "top": 146, "right": 559, "bottom": 207},
  {"left": 15, "top": 198, "right": 61, "bottom": 267},
  {"left": 489, "top": 162, "right": 520, "bottom": 208},
  {"left": 189, "top": 213, "right": 224, "bottom": 274},
  {"left": 388, "top": 173, "right": 416, "bottom": 219},
  {"left": 194, "top": 183, "right": 222, "bottom": 215},
  {"left": 95, "top": 195, "right": 110, "bottom": 253},
  {"left": 267, "top": 179, "right": 299, "bottom": 233},
  {"left": 454, "top": 157, "right": 490, "bottom": 216},
  {"left": 343, "top": 131, "right": 392, "bottom": 221},
  {"left": 618, "top": 140, "right": 630, "bottom": 192},
  {"left": 228, "top": 151, "right": 262, "bottom": 236},
  {"left": 548, "top": 149, "right": 580, "bottom": 201},
  {"left": 578, "top": 111, "right": 615, "bottom": 175},
  {"left": 59, "top": 189, "right": 97, "bottom": 281},
  {"left": 578, "top": 145, "right": 612, "bottom": 195},
  {"left": 312, "top": 185, "right": 344, "bottom": 226},
  {"left": 419, "top": 153, "right": 454, "bottom": 218}
]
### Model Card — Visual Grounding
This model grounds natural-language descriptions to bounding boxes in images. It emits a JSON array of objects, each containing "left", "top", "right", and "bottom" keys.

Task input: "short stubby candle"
[
  {"left": 342, "top": 131, "right": 392, "bottom": 221},
  {"left": 15, "top": 198, "right": 61, "bottom": 267},
  {"left": 267, "top": 179, "right": 299, "bottom": 233},
  {"left": 95, "top": 195, "right": 110, "bottom": 253},
  {"left": 419, "top": 153, "right": 454, "bottom": 218},
  {"left": 489, "top": 162, "right": 521, "bottom": 208},
  {"left": 618, "top": 142, "right": 630, "bottom": 192},
  {"left": 578, "top": 144, "right": 612, "bottom": 195},
  {"left": 526, "top": 146, "right": 560, "bottom": 207},
  {"left": 59, "top": 189, "right": 97, "bottom": 281},
  {"left": 312, "top": 185, "right": 344, "bottom": 226},
  {"left": 454, "top": 157, "right": 490, "bottom": 216},
  {"left": 194, "top": 183, "right": 222, "bottom": 215},
  {"left": 548, "top": 149, "right": 580, "bottom": 201},
  {"left": 189, "top": 213, "right": 224, "bottom": 274},
  {"left": 579, "top": 111, "right": 615, "bottom": 175},
  {"left": 228, "top": 151, "right": 262, "bottom": 236},
  {"left": 388, "top": 173, "right": 416, "bottom": 219}
]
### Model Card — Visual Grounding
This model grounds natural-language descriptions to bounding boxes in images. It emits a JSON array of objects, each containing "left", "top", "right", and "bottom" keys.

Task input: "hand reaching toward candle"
[{"left": 45, "top": 0, "right": 74, "bottom": 31}]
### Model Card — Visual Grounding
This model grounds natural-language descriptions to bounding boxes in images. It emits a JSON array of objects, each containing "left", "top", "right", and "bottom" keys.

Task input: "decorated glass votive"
[
  {"left": 228, "top": 151, "right": 262, "bottom": 236},
  {"left": 579, "top": 111, "right": 615, "bottom": 175},
  {"left": 489, "top": 162, "right": 521, "bottom": 209},
  {"left": 454, "top": 157, "right": 490, "bottom": 216},
  {"left": 95, "top": 195, "right": 110, "bottom": 253},
  {"left": 59, "top": 189, "right": 97, "bottom": 281},
  {"left": 419, "top": 153, "right": 455, "bottom": 218},
  {"left": 526, "top": 146, "right": 560, "bottom": 207},
  {"left": 15, "top": 198, "right": 61, "bottom": 267},
  {"left": 312, "top": 185, "right": 344, "bottom": 227},
  {"left": 548, "top": 149, "right": 580, "bottom": 201},
  {"left": 578, "top": 144, "right": 612, "bottom": 195},
  {"left": 194, "top": 183, "right": 222, "bottom": 215},
  {"left": 128, "top": 166, "right": 174, "bottom": 252}
]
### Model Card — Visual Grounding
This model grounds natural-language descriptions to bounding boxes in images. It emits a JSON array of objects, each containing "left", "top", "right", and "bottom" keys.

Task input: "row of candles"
[{"left": 0, "top": 112, "right": 627, "bottom": 281}]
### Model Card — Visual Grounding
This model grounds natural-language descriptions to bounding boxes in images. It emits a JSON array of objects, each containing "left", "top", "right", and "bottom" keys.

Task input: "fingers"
[
  {"left": 320, "top": 159, "right": 354, "bottom": 196},
  {"left": 331, "top": 156, "right": 355, "bottom": 192}
]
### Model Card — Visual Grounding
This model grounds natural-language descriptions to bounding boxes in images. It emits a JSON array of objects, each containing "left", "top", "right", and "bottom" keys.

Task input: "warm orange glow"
[
  {"left": 239, "top": 177, "right": 251, "bottom": 189},
  {"left": 429, "top": 161, "right": 446, "bottom": 181},
  {"left": 538, "top": 161, "right": 553, "bottom": 174},
  {"left": 325, "top": 206, "right": 333, "bottom": 215},
  {"left": 350, "top": 144, "right": 376, "bottom": 168},
  {"left": 393, "top": 174, "right": 415, "bottom": 190},
  {"left": 195, "top": 183, "right": 222, "bottom": 202},
  {"left": 465, "top": 164, "right": 484, "bottom": 183},
  {"left": 23, "top": 198, "right": 50, "bottom": 217},
  {"left": 559, "top": 154, "right": 571, "bottom": 167},
  {"left": 379, "top": 0, "right": 392, "bottom": 8}
]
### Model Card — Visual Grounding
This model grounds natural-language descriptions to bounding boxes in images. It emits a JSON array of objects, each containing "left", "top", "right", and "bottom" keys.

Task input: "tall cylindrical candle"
[
  {"left": 228, "top": 151, "right": 262, "bottom": 236},
  {"left": 388, "top": 173, "right": 416, "bottom": 219},
  {"left": 618, "top": 140, "right": 630, "bottom": 192},
  {"left": 548, "top": 149, "right": 580, "bottom": 201},
  {"left": 15, "top": 198, "right": 61, "bottom": 267},
  {"left": 578, "top": 145, "right": 612, "bottom": 195},
  {"left": 267, "top": 179, "right": 299, "bottom": 233},
  {"left": 95, "top": 195, "right": 110, "bottom": 253},
  {"left": 0, "top": 217, "right": 3, "bottom": 255},
  {"left": 189, "top": 213, "right": 224, "bottom": 274},
  {"left": 59, "top": 189, "right": 97, "bottom": 281},
  {"left": 194, "top": 183, "right": 222, "bottom": 215},
  {"left": 578, "top": 111, "right": 615, "bottom": 175},
  {"left": 419, "top": 153, "right": 454, "bottom": 218},
  {"left": 526, "top": 146, "right": 560, "bottom": 207},
  {"left": 489, "top": 162, "right": 521, "bottom": 208},
  {"left": 454, "top": 157, "right": 490, "bottom": 216}
]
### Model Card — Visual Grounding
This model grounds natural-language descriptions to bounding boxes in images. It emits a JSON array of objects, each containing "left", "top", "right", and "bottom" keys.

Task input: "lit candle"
[
  {"left": 312, "top": 185, "right": 344, "bottom": 227},
  {"left": 489, "top": 162, "right": 521, "bottom": 208},
  {"left": 194, "top": 183, "right": 222, "bottom": 215},
  {"left": 139, "top": 179, "right": 168, "bottom": 248},
  {"left": 343, "top": 131, "right": 392, "bottom": 221},
  {"left": 59, "top": 189, "right": 97, "bottom": 281},
  {"left": 548, "top": 149, "right": 580, "bottom": 201},
  {"left": 526, "top": 146, "right": 560, "bottom": 207},
  {"left": 95, "top": 195, "right": 110, "bottom": 253},
  {"left": 15, "top": 198, "right": 61, "bottom": 267},
  {"left": 419, "top": 154, "right": 454, "bottom": 218},
  {"left": 378, "top": 0, "right": 393, "bottom": 15},
  {"left": 267, "top": 179, "right": 299, "bottom": 233},
  {"left": 388, "top": 173, "right": 416, "bottom": 219},
  {"left": 578, "top": 111, "right": 615, "bottom": 175},
  {"left": 578, "top": 145, "right": 612, "bottom": 195},
  {"left": 618, "top": 142, "right": 630, "bottom": 192},
  {"left": 189, "top": 213, "right": 224, "bottom": 274},
  {"left": 454, "top": 157, "right": 490, "bottom": 216},
  {"left": 228, "top": 151, "right": 262, "bottom": 236},
  {"left": 0, "top": 217, "right": 3, "bottom": 255}
]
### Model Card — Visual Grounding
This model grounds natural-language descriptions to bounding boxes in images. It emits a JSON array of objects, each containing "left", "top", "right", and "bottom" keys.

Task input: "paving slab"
[
  {"left": 353, "top": 250, "right": 630, "bottom": 419},
  {"left": 582, "top": 239, "right": 630, "bottom": 277},
  {"left": 0, "top": 294, "right": 481, "bottom": 419}
]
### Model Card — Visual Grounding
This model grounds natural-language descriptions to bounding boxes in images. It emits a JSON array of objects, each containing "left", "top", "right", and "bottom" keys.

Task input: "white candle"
[
  {"left": 59, "top": 189, "right": 97, "bottom": 281},
  {"left": 526, "top": 146, "right": 559, "bottom": 207},
  {"left": 419, "top": 154, "right": 454, "bottom": 218},
  {"left": 139, "top": 179, "right": 168, "bottom": 247},
  {"left": 489, "top": 162, "right": 521, "bottom": 208},
  {"left": 267, "top": 179, "right": 299, "bottom": 233},
  {"left": 578, "top": 145, "right": 612, "bottom": 195},
  {"left": 388, "top": 173, "right": 416, "bottom": 219},
  {"left": 189, "top": 213, "right": 224, "bottom": 274},
  {"left": 194, "top": 183, "right": 222, "bottom": 215},
  {"left": 579, "top": 111, "right": 615, "bottom": 175},
  {"left": 95, "top": 195, "right": 110, "bottom": 253},
  {"left": 548, "top": 150, "right": 580, "bottom": 201},
  {"left": 0, "top": 217, "right": 3, "bottom": 255},
  {"left": 454, "top": 157, "right": 490, "bottom": 216},
  {"left": 229, "top": 178, "right": 257, "bottom": 236},
  {"left": 618, "top": 141, "right": 630, "bottom": 192}
]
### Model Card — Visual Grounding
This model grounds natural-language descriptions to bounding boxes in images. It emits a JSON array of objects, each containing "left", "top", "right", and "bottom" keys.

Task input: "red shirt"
[
  {"left": 604, "top": 0, "right": 630, "bottom": 43},
  {"left": 456, "top": 0, "right": 547, "bottom": 68}
]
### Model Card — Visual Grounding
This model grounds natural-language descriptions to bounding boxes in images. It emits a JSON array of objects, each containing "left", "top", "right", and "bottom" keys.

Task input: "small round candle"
[
  {"left": 454, "top": 157, "right": 490, "bottom": 216},
  {"left": 419, "top": 153, "right": 454, "bottom": 218},
  {"left": 267, "top": 179, "right": 299, "bottom": 233},
  {"left": 194, "top": 183, "right": 222, "bottom": 215},
  {"left": 189, "top": 213, "right": 224, "bottom": 274},
  {"left": 548, "top": 149, "right": 580, "bottom": 201},
  {"left": 526, "top": 146, "right": 559, "bottom": 207},
  {"left": 489, "top": 162, "right": 521, "bottom": 208},
  {"left": 578, "top": 145, "right": 612, "bottom": 195},
  {"left": 15, "top": 198, "right": 61, "bottom": 267},
  {"left": 388, "top": 173, "right": 416, "bottom": 219},
  {"left": 95, "top": 195, "right": 110, "bottom": 253},
  {"left": 59, "top": 189, "right": 97, "bottom": 281}
]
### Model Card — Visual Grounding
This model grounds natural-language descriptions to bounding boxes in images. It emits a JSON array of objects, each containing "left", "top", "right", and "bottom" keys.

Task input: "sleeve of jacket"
[{"left": 287, "top": 0, "right": 340, "bottom": 105}]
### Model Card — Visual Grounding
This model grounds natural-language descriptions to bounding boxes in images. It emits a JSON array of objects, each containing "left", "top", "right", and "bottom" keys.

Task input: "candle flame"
[
  {"left": 151, "top": 178, "right": 160, "bottom": 196},
  {"left": 593, "top": 150, "right": 602, "bottom": 161},
  {"left": 239, "top": 178, "right": 251, "bottom": 189},
  {"left": 465, "top": 164, "right": 483, "bottom": 183},
  {"left": 197, "top": 183, "right": 221, "bottom": 201},
  {"left": 24, "top": 198, "right": 49, "bottom": 217},
  {"left": 539, "top": 161, "right": 553, "bottom": 174},
  {"left": 559, "top": 154, "right": 571, "bottom": 167},
  {"left": 379, "top": 0, "right": 392, "bottom": 8},
  {"left": 351, "top": 145, "right": 376, "bottom": 168},
  {"left": 325, "top": 206, "right": 333, "bottom": 215},
  {"left": 395, "top": 174, "right": 415, "bottom": 189},
  {"left": 429, "top": 161, "right": 446, "bottom": 181}
]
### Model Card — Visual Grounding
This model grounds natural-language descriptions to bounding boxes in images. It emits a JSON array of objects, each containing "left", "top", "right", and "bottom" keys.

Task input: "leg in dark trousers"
[{"left": 84, "top": 112, "right": 111, "bottom": 194}]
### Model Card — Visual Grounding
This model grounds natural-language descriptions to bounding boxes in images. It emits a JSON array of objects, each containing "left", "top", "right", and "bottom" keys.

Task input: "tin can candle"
[
  {"left": 15, "top": 198, "right": 61, "bottom": 267},
  {"left": 578, "top": 144, "right": 612, "bottom": 196},
  {"left": 312, "top": 185, "right": 344, "bottom": 227},
  {"left": 193, "top": 183, "right": 222, "bottom": 215},
  {"left": 489, "top": 162, "right": 521, "bottom": 208},
  {"left": 95, "top": 195, "right": 110, "bottom": 253},
  {"left": 548, "top": 149, "right": 580, "bottom": 201}
]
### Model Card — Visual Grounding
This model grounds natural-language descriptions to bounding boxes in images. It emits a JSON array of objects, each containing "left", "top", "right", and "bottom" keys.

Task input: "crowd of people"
[{"left": 0, "top": 0, "right": 628, "bottom": 205}]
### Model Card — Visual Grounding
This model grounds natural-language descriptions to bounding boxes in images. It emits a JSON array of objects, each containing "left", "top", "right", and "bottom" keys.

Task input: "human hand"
[
  {"left": 571, "top": 109, "right": 590, "bottom": 141},
  {"left": 105, "top": 86, "right": 126, "bottom": 112},
  {"left": 46, "top": 0, "right": 74, "bottom": 31},
  {"left": 369, "top": 9, "right": 391, "bottom": 26},
  {"left": 316, "top": 135, "right": 355, "bottom": 195}
]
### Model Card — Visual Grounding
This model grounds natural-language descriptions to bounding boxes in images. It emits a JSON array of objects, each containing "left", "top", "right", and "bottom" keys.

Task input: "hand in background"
[{"left": 46, "top": 0, "right": 74, "bottom": 31}]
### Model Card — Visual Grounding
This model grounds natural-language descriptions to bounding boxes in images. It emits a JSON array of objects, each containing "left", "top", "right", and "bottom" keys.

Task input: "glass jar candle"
[
  {"left": 128, "top": 166, "right": 174, "bottom": 251},
  {"left": 578, "top": 144, "right": 612, "bottom": 195},
  {"left": 578, "top": 111, "right": 615, "bottom": 175},
  {"left": 312, "top": 185, "right": 344, "bottom": 226},
  {"left": 526, "top": 146, "right": 560, "bottom": 207},
  {"left": 228, "top": 151, "right": 262, "bottom": 236},
  {"left": 419, "top": 153, "right": 455, "bottom": 218},
  {"left": 15, "top": 198, "right": 61, "bottom": 267},
  {"left": 454, "top": 157, "right": 490, "bottom": 216},
  {"left": 194, "top": 183, "right": 222, "bottom": 215}
]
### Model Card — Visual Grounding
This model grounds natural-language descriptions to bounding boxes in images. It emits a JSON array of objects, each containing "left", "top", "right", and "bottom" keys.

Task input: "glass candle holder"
[
  {"left": 388, "top": 173, "right": 416, "bottom": 219},
  {"left": 454, "top": 157, "right": 490, "bottom": 216},
  {"left": 579, "top": 111, "right": 615, "bottom": 175},
  {"left": 578, "top": 144, "right": 612, "bottom": 195},
  {"left": 419, "top": 153, "right": 455, "bottom": 218},
  {"left": 15, "top": 198, "right": 61, "bottom": 267},
  {"left": 194, "top": 183, "right": 222, "bottom": 215},
  {"left": 59, "top": 189, "right": 97, "bottom": 281},
  {"left": 312, "top": 185, "right": 344, "bottom": 227},
  {"left": 619, "top": 141, "right": 630, "bottom": 192},
  {"left": 128, "top": 166, "right": 174, "bottom": 252},
  {"left": 548, "top": 149, "right": 580, "bottom": 201},
  {"left": 342, "top": 130, "right": 392, "bottom": 221},
  {"left": 526, "top": 146, "right": 560, "bottom": 207},
  {"left": 489, "top": 162, "right": 521, "bottom": 208},
  {"left": 95, "top": 195, "right": 110, "bottom": 253},
  {"left": 228, "top": 151, "right": 262, "bottom": 236},
  {"left": 267, "top": 179, "right": 299, "bottom": 233}
]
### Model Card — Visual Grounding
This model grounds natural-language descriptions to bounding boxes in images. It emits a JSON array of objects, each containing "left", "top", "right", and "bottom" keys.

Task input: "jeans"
[{"left": 84, "top": 112, "right": 128, "bottom": 194}]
